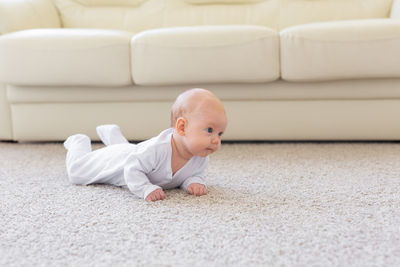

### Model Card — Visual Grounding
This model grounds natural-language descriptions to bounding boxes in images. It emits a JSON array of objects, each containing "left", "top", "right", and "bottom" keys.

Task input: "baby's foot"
[
  {"left": 64, "top": 134, "right": 90, "bottom": 150},
  {"left": 96, "top": 124, "right": 128, "bottom": 146}
]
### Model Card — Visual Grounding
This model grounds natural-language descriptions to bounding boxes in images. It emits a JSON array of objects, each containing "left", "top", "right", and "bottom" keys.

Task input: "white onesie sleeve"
[
  {"left": 124, "top": 152, "right": 161, "bottom": 200},
  {"left": 180, "top": 157, "right": 209, "bottom": 192}
]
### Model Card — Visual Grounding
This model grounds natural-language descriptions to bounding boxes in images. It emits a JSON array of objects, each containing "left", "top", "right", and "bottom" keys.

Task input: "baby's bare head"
[{"left": 170, "top": 88, "right": 225, "bottom": 127}]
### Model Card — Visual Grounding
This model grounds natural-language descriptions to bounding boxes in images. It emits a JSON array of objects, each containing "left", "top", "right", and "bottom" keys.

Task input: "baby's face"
[{"left": 183, "top": 106, "right": 227, "bottom": 157}]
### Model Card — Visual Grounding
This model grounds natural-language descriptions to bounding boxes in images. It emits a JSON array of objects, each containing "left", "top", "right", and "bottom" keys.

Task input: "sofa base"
[
  {"left": 10, "top": 100, "right": 400, "bottom": 141},
  {"left": 6, "top": 80, "right": 400, "bottom": 141}
]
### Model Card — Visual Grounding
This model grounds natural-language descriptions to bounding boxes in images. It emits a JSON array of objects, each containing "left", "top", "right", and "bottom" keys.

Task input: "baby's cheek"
[
  {"left": 189, "top": 140, "right": 206, "bottom": 155},
  {"left": 196, "top": 136, "right": 209, "bottom": 147}
]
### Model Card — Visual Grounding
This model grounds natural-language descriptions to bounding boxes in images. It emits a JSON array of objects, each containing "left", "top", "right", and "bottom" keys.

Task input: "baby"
[{"left": 64, "top": 88, "right": 228, "bottom": 202}]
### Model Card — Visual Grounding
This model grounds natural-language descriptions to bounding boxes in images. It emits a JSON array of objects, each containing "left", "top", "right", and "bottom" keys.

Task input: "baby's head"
[{"left": 171, "top": 88, "right": 227, "bottom": 157}]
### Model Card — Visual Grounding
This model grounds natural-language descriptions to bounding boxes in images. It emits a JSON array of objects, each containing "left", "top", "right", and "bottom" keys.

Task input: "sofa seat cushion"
[
  {"left": 131, "top": 25, "right": 279, "bottom": 85},
  {"left": 280, "top": 19, "right": 400, "bottom": 82},
  {"left": 0, "top": 29, "right": 133, "bottom": 86}
]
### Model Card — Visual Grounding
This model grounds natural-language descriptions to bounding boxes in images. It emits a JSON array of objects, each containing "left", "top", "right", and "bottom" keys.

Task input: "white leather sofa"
[{"left": 1, "top": 0, "right": 400, "bottom": 141}]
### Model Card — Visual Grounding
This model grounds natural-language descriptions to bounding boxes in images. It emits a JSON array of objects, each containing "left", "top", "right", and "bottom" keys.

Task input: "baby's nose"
[{"left": 211, "top": 136, "right": 221, "bottom": 145}]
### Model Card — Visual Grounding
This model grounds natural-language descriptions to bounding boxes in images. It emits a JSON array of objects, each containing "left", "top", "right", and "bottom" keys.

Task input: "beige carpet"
[{"left": 1, "top": 141, "right": 400, "bottom": 266}]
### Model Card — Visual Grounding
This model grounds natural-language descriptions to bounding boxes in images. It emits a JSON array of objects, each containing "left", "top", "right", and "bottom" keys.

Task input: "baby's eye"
[
  {"left": 207, "top": 127, "right": 213, "bottom": 133},
  {"left": 218, "top": 132, "right": 224, "bottom": 137}
]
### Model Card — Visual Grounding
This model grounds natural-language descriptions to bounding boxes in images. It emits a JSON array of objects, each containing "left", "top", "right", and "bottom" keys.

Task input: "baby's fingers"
[
  {"left": 195, "top": 187, "right": 202, "bottom": 196},
  {"left": 188, "top": 186, "right": 193, "bottom": 195},
  {"left": 200, "top": 187, "right": 206, "bottom": 196},
  {"left": 145, "top": 194, "right": 154, "bottom": 202},
  {"left": 146, "top": 190, "right": 163, "bottom": 202},
  {"left": 154, "top": 191, "right": 162, "bottom": 201},
  {"left": 196, "top": 186, "right": 206, "bottom": 196},
  {"left": 190, "top": 186, "right": 197, "bottom": 196}
]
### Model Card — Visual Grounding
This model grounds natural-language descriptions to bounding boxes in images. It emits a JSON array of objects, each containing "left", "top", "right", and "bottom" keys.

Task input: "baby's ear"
[{"left": 175, "top": 117, "right": 186, "bottom": 136}]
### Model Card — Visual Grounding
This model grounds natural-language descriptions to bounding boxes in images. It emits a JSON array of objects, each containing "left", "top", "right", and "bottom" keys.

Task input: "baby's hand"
[
  {"left": 145, "top": 188, "right": 165, "bottom": 202},
  {"left": 187, "top": 183, "right": 207, "bottom": 197}
]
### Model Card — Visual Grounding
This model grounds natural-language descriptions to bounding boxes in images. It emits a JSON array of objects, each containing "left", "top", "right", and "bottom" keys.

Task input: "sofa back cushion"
[
  {"left": 390, "top": 0, "right": 400, "bottom": 18},
  {"left": 280, "top": 0, "right": 393, "bottom": 29},
  {"left": 0, "top": 0, "right": 61, "bottom": 34},
  {"left": 53, "top": 0, "right": 393, "bottom": 32}
]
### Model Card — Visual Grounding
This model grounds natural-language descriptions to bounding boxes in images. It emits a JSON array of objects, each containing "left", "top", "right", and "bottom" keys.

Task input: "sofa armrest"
[
  {"left": 390, "top": 0, "right": 400, "bottom": 19},
  {"left": 0, "top": 83, "right": 12, "bottom": 140},
  {"left": 0, "top": 0, "right": 61, "bottom": 34}
]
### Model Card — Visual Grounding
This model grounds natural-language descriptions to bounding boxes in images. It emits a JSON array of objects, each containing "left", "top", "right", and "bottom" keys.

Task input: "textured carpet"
[{"left": 1, "top": 141, "right": 400, "bottom": 266}]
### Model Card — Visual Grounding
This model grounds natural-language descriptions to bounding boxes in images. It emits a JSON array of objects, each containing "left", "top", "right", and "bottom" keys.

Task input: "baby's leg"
[
  {"left": 96, "top": 124, "right": 128, "bottom": 146},
  {"left": 64, "top": 134, "right": 122, "bottom": 186},
  {"left": 64, "top": 134, "right": 128, "bottom": 186},
  {"left": 64, "top": 134, "right": 93, "bottom": 184}
]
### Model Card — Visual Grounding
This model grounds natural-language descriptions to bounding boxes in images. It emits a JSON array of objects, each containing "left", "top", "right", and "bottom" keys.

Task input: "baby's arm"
[
  {"left": 180, "top": 157, "right": 208, "bottom": 197},
  {"left": 124, "top": 154, "right": 164, "bottom": 201}
]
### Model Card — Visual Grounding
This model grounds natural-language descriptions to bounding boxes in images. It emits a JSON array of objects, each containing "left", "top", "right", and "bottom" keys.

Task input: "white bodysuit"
[{"left": 64, "top": 126, "right": 208, "bottom": 199}]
